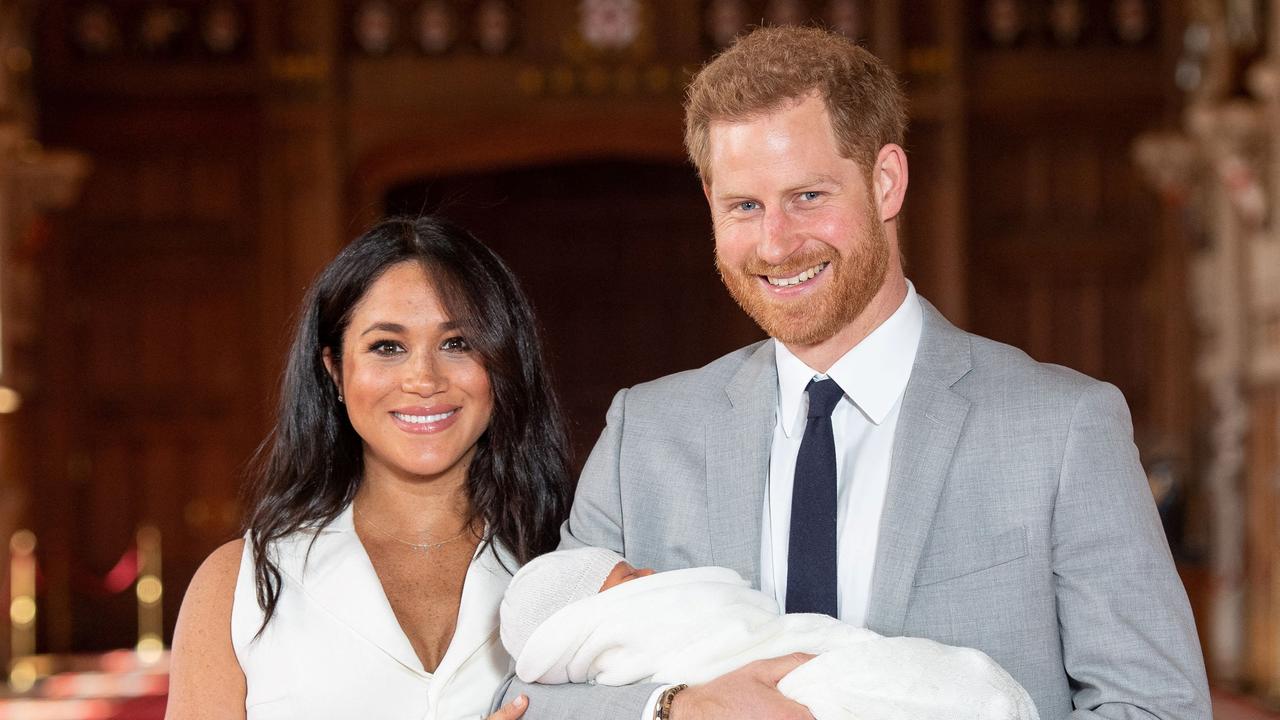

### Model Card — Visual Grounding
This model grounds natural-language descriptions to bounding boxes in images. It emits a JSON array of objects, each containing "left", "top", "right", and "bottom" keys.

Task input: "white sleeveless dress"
[{"left": 230, "top": 505, "right": 515, "bottom": 719}]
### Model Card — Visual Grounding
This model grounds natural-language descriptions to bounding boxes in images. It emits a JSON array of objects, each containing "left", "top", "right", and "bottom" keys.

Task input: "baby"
[{"left": 500, "top": 547, "right": 1039, "bottom": 720}]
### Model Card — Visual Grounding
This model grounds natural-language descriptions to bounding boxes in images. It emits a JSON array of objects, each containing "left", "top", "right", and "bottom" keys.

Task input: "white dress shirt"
[{"left": 760, "top": 282, "right": 923, "bottom": 627}]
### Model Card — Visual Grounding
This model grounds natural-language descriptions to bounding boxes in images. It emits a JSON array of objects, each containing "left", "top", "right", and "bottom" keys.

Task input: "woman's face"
[{"left": 326, "top": 261, "right": 493, "bottom": 486}]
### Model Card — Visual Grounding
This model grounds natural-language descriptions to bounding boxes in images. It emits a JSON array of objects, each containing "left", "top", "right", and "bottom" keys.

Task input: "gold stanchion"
[
  {"left": 135, "top": 526, "right": 163, "bottom": 664},
  {"left": 8, "top": 529, "right": 36, "bottom": 692}
]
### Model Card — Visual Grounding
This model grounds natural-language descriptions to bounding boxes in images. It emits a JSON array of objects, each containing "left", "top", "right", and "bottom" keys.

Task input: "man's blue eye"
[
  {"left": 802, "top": 191, "right": 821, "bottom": 201},
  {"left": 737, "top": 201, "right": 759, "bottom": 211}
]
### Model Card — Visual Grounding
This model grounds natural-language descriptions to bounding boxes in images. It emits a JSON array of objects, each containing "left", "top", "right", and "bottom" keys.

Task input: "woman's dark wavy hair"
[{"left": 244, "top": 215, "right": 571, "bottom": 628}]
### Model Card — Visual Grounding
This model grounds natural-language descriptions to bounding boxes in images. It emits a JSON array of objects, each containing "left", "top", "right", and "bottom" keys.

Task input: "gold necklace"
[{"left": 354, "top": 505, "right": 472, "bottom": 553}]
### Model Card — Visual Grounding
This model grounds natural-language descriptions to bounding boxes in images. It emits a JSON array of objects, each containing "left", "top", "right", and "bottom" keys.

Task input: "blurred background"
[{"left": 0, "top": 0, "right": 1278, "bottom": 716}]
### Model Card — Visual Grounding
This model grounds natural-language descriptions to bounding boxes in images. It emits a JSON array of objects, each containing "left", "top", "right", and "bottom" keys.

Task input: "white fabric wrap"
[{"left": 512, "top": 565, "right": 1040, "bottom": 720}]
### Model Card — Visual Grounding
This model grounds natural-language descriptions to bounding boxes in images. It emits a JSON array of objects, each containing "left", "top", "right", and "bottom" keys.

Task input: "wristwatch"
[{"left": 654, "top": 684, "right": 688, "bottom": 720}]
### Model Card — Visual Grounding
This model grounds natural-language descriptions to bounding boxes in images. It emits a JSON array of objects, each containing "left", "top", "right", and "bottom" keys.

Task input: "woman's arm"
[{"left": 165, "top": 539, "right": 248, "bottom": 720}]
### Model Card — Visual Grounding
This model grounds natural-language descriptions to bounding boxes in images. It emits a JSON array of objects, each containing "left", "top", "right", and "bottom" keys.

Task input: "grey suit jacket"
[{"left": 508, "top": 300, "right": 1211, "bottom": 719}]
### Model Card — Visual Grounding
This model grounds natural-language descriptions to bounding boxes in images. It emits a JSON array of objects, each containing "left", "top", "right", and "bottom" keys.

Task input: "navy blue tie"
[{"left": 786, "top": 377, "right": 844, "bottom": 617}]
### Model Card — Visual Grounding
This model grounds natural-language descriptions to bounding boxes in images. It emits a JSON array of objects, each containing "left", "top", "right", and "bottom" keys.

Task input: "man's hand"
[{"left": 670, "top": 654, "right": 815, "bottom": 720}]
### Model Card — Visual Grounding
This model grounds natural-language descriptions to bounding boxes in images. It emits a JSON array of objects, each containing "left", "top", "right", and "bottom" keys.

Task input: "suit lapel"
[
  {"left": 866, "top": 301, "right": 973, "bottom": 636},
  {"left": 705, "top": 340, "right": 777, "bottom": 586}
]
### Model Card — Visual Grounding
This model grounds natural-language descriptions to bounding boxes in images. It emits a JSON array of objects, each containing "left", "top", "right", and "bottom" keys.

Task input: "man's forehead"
[{"left": 705, "top": 91, "right": 827, "bottom": 132}]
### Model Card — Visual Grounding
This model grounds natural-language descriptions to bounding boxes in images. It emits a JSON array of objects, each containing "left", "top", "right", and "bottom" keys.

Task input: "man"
[{"left": 506, "top": 25, "right": 1210, "bottom": 720}]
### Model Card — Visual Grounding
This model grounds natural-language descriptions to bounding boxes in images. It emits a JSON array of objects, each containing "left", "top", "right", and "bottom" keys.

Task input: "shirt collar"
[{"left": 774, "top": 281, "right": 923, "bottom": 438}]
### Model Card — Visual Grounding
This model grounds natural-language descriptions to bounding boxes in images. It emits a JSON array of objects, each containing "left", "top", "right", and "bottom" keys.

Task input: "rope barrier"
[{"left": 9, "top": 526, "right": 167, "bottom": 693}]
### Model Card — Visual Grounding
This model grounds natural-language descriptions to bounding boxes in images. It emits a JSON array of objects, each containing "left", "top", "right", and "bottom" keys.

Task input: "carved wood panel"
[
  {"left": 969, "top": 110, "right": 1181, "bottom": 452},
  {"left": 31, "top": 120, "right": 263, "bottom": 651}
]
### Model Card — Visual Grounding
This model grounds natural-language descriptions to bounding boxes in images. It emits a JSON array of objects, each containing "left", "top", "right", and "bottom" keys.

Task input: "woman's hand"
[{"left": 486, "top": 693, "right": 528, "bottom": 720}]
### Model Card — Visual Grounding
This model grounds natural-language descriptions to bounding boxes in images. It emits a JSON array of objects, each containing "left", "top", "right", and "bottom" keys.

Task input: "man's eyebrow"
[
  {"left": 784, "top": 174, "right": 841, "bottom": 193},
  {"left": 360, "top": 321, "right": 406, "bottom": 336},
  {"left": 712, "top": 189, "right": 752, "bottom": 203},
  {"left": 713, "top": 175, "right": 842, "bottom": 202}
]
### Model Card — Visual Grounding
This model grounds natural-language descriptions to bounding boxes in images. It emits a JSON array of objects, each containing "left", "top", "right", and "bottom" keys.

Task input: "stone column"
[{"left": 0, "top": 0, "right": 88, "bottom": 680}]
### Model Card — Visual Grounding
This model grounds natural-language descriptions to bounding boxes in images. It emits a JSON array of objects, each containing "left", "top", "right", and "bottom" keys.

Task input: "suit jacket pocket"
[{"left": 912, "top": 525, "right": 1028, "bottom": 587}]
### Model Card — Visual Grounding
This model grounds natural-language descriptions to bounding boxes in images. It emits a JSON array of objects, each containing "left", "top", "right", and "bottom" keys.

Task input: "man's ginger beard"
[{"left": 715, "top": 196, "right": 891, "bottom": 347}]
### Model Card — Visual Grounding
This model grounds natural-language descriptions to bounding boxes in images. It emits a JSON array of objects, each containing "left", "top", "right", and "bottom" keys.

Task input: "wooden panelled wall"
[{"left": 21, "top": 0, "right": 1193, "bottom": 655}]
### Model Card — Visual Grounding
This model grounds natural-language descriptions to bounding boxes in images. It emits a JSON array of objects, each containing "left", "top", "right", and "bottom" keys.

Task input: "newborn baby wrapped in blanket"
[{"left": 500, "top": 547, "right": 1039, "bottom": 720}]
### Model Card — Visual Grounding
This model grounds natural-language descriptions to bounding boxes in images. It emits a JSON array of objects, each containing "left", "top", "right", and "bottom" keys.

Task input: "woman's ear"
[{"left": 322, "top": 348, "right": 343, "bottom": 402}]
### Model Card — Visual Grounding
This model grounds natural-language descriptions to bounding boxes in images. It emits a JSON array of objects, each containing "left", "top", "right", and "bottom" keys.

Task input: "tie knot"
[{"left": 805, "top": 378, "right": 845, "bottom": 418}]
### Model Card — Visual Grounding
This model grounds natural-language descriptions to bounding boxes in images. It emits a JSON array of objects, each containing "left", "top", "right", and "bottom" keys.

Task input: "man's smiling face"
[{"left": 706, "top": 93, "right": 891, "bottom": 347}]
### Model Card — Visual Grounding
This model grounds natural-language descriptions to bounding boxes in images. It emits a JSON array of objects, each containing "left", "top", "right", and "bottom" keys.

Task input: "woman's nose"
[{"left": 401, "top": 355, "right": 445, "bottom": 395}]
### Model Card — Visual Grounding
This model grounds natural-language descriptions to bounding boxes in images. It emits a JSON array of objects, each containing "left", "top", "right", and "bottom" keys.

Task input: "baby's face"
[{"left": 599, "top": 561, "right": 655, "bottom": 592}]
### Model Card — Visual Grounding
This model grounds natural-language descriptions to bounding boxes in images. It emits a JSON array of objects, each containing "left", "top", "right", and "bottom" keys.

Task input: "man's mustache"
[{"left": 735, "top": 253, "right": 836, "bottom": 278}]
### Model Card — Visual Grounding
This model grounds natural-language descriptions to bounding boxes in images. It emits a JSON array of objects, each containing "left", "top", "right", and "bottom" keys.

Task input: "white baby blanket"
[{"left": 514, "top": 566, "right": 1039, "bottom": 720}]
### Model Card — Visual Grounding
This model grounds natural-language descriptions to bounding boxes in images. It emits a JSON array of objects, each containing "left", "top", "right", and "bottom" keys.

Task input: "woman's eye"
[
  {"left": 368, "top": 340, "right": 404, "bottom": 356},
  {"left": 441, "top": 336, "right": 471, "bottom": 352}
]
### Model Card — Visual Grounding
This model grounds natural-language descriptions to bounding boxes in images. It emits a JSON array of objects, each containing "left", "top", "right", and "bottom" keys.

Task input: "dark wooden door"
[
  {"left": 387, "top": 159, "right": 765, "bottom": 465},
  {"left": 32, "top": 111, "right": 264, "bottom": 652}
]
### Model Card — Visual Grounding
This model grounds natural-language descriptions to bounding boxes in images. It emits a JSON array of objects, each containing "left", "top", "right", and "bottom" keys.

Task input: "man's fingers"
[
  {"left": 751, "top": 652, "right": 817, "bottom": 685},
  {"left": 486, "top": 694, "right": 527, "bottom": 720}
]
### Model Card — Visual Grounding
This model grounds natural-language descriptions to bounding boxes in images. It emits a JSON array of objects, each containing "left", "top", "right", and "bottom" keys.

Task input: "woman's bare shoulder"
[
  {"left": 166, "top": 539, "right": 247, "bottom": 720},
  {"left": 174, "top": 539, "right": 245, "bottom": 649},
  {"left": 195, "top": 539, "right": 245, "bottom": 588},
  {"left": 182, "top": 539, "right": 245, "bottom": 618}
]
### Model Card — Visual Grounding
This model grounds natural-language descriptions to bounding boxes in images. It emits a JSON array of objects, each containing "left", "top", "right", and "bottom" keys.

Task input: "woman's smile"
[{"left": 390, "top": 405, "right": 462, "bottom": 433}]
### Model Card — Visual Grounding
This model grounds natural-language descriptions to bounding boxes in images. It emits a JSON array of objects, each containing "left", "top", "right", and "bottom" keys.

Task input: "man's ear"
[
  {"left": 872, "top": 143, "right": 909, "bottom": 223},
  {"left": 322, "top": 348, "right": 342, "bottom": 395}
]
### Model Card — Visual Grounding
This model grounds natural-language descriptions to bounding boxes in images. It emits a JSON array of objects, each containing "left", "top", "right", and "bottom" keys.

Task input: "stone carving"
[
  {"left": 354, "top": 1, "right": 397, "bottom": 56},
  {"left": 474, "top": 0, "right": 516, "bottom": 55},
  {"left": 0, "top": 0, "right": 89, "bottom": 678},
  {"left": 0, "top": 1, "right": 89, "bottom": 382},
  {"left": 1134, "top": 0, "right": 1280, "bottom": 690},
  {"left": 579, "top": 0, "right": 643, "bottom": 52},
  {"left": 704, "top": 0, "right": 748, "bottom": 48}
]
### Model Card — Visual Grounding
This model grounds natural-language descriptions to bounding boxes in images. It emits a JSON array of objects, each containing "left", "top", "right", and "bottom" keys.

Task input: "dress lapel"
[
  {"left": 429, "top": 540, "right": 515, "bottom": 689},
  {"left": 866, "top": 301, "right": 973, "bottom": 636},
  {"left": 706, "top": 340, "right": 777, "bottom": 586},
  {"left": 276, "top": 505, "right": 428, "bottom": 678}
]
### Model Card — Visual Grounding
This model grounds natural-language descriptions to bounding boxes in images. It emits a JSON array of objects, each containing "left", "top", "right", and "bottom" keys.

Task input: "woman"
[{"left": 167, "top": 216, "right": 571, "bottom": 719}]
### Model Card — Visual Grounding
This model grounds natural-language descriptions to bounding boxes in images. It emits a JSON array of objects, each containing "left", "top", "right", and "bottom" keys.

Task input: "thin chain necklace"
[{"left": 354, "top": 504, "right": 471, "bottom": 553}]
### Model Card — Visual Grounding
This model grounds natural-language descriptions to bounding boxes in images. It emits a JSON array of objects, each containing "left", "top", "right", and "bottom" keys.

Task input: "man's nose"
[
  {"left": 758, "top": 208, "right": 803, "bottom": 266},
  {"left": 401, "top": 354, "right": 445, "bottom": 396}
]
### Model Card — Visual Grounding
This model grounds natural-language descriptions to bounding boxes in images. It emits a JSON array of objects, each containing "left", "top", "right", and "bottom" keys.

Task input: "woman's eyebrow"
[{"left": 360, "top": 321, "right": 406, "bottom": 336}]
